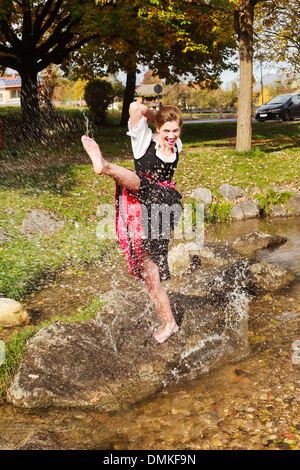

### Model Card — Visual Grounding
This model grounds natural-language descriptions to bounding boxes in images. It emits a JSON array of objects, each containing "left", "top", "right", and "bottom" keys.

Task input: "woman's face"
[{"left": 156, "top": 120, "right": 181, "bottom": 149}]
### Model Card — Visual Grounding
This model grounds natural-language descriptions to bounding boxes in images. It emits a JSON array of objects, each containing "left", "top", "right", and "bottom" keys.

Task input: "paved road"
[{"left": 183, "top": 118, "right": 256, "bottom": 124}]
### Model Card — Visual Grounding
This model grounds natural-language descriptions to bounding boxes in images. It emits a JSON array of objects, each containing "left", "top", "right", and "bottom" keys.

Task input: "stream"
[{"left": 0, "top": 216, "right": 299, "bottom": 451}]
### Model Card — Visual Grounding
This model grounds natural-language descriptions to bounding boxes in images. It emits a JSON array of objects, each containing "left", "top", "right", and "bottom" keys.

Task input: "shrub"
[{"left": 84, "top": 78, "right": 114, "bottom": 125}]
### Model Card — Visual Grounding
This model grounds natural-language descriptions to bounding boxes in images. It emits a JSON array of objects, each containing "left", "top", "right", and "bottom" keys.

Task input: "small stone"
[
  {"left": 0, "top": 298, "right": 30, "bottom": 327},
  {"left": 22, "top": 209, "right": 65, "bottom": 234},
  {"left": 0, "top": 227, "right": 10, "bottom": 244}
]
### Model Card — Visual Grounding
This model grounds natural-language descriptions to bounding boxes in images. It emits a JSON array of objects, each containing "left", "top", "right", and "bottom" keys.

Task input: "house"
[
  {"left": 0, "top": 75, "right": 22, "bottom": 104},
  {"left": 253, "top": 72, "right": 299, "bottom": 103},
  {"left": 135, "top": 83, "right": 174, "bottom": 108}
]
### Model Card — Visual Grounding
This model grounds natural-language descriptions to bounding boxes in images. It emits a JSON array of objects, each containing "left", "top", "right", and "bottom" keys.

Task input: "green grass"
[
  {"left": 178, "top": 121, "right": 300, "bottom": 192},
  {"left": 0, "top": 163, "right": 118, "bottom": 299}
]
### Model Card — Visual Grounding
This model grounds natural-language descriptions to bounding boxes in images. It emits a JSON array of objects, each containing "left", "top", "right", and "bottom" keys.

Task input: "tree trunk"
[
  {"left": 19, "top": 69, "right": 41, "bottom": 138},
  {"left": 235, "top": 1, "right": 255, "bottom": 152},
  {"left": 120, "top": 69, "right": 137, "bottom": 126}
]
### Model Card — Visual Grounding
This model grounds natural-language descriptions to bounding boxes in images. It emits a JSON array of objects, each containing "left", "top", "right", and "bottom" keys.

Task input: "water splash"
[
  {"left": 220, "top": 289, "right": 251, "bottom": 359},
  {"left": 82, "top": 110, "right": 93, "bottom": 138}
]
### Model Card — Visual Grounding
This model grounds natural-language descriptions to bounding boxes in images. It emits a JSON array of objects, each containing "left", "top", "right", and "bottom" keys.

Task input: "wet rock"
[
  {"left": 7, "top": 291, "right": 184, "bottom": 411},
  {"left": 0, "top": 227, "right": 9, "bottom": 244},
  {"left": 22, "top": 209, "right": 65, "bottom": 234},
  {"left": 219, "top": 184, "right": 246, "bottom": 201},
  {"left": 205, "top": 259, "right": 257, "bottom": 304},
  {"left": 7, "top": 283, "right": 252, "bottom": 411},
  {"left": 0, "top": 298, "right": 30, "bottom": 327},
  {"left": 230, "top": 200, "right": 260, "bottom": 221},
  {"left": 168, "top": 242, "right": 242, "bottom": 276},
  {"left": 16, "top": 430, "right": 62, "bottom": 450},
  {"left": 249, "top": 261, "right": 295, "bottom": 292},
  {"left": 232, "top": 231, "right": 287, "bottom": 255},
  {"left": 168, "top": 242, "right": 204, "bottom": 276}
]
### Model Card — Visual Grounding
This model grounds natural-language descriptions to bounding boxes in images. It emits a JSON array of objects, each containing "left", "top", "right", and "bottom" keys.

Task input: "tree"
[
  {"left": 141, "top": 70, "right": 163, "bottom": 85},
  {"left": 255, "top": 0, "right": 300, "bottom": 72},
  {"left": 84, "top": 78, "right": 114, "bottom": 125},
  {"left": 39, "top": 65, "right": 64, "bottom": 114},
  {"left": 233, "top": 0, "right": 257, "bottom": 152},
  {"left": 0, "top": 0, "right": 97, "bottom": 134},
  {"left": 187, "top": 1, "right": 275, "bottom": 151},
  {"left": 162, "top": 81, "right": 238, "bottom": 109},
  {"left": 70, "top": 0, "right": 237, "bottom": 125}
]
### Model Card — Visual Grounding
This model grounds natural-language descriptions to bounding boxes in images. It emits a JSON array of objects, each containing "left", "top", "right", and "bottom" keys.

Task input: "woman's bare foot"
[
  {"left": 153, "top": 322, "right": 179, "bottom": 344},
  {"left": 81, "top": 136, "right": 105, "bottom": 174}
]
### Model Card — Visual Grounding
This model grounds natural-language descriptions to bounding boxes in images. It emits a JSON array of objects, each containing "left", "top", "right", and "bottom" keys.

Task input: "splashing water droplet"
[{"left": 81, "top": 110, "right": 93, "bottom": 138}]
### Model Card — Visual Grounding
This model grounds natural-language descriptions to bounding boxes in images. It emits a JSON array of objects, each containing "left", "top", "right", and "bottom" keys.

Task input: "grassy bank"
[{"left": 0, "top": 107, "right": 299, "bottom": 399}]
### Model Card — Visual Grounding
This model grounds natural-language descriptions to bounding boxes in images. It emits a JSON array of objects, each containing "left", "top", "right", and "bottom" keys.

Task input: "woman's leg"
[
  {"left": 141, "top": 251, "right": 179, "bottom": 343},
  {"left": 81, "top": 136, "right": 140, "bottom": 194}
]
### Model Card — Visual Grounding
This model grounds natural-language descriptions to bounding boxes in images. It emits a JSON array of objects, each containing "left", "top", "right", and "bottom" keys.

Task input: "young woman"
[{"left": 81, "top": 102, "right": 183, "bottom": 343}]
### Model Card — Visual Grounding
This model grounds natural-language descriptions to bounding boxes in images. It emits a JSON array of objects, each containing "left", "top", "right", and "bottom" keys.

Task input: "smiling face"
[{"left": 156, "top": 120, "right": 181, "bottom": 150}]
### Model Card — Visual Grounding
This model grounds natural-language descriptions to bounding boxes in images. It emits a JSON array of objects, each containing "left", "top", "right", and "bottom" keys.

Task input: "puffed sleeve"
[
  {"left": 127, "top": 117, "right": 152, "bottom": 159},
  {"left": 176, "top": 137, "right": 183, "bottom": 153}
]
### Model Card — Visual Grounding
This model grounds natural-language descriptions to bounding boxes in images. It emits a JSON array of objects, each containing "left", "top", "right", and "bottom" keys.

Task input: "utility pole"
[{"left": 260, "top": 59, "right": 264, "bottom": 105}]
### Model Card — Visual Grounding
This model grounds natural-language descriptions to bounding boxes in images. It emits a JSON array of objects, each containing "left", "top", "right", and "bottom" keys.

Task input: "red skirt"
[{"left": 115, "top": 173, "right": 182, "bottom": 281}]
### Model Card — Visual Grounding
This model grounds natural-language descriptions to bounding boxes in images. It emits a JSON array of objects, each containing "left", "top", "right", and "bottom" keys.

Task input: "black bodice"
[{"left": 134, "top": 140, "right": 179, "bottom": 183}]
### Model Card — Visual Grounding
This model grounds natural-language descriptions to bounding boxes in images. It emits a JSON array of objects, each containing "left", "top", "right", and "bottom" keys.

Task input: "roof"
[
  {"left": 0, "top": 76, "right": 22, "bottom": 88},
  {"left": 135, "top": 84, "right": 168, "bottom": 96},
  {"left": 0, "top": 76, "right": 44, "bottom": 90}
]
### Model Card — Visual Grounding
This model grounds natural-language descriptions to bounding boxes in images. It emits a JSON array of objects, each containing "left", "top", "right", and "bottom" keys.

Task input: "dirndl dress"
[{"left": 115, "top": 139, "right": 182, "bottom": 282}]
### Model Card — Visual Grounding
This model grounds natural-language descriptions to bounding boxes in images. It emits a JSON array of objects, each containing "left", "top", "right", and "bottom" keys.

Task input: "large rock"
[
  {"left": 219, "top": 184, "right": 246, "bottom": 201},
  {"left": 269, "top": 205, "right": 289, "bottom": 218},
  {"left": 268, "top": 195, "right": 300, "bottom": 218},
  {"left": 285, "top": 196, "right": 300, "bottom": 216},
  {"left": 168, "top": 242, "right": 204, "bottom": 276},
  {"left": 22, "top": 209, "right": 65, "bottom": 234},
  {"left": 232, "top": 231, "right": 287, "bottom": 255},
  {"left": 230, "top": 199, "right": 260, "bottom": 220},
  {"left": 168, "top": 241, "right": 242, "bottom": 276},
  {"left": 249, "top": 261, "right": 295, "bottom": 292},
  {"left": 7, "top": 261, "right": 257, "bottom": 411},
  {"left": 0, "top": 298, "right": 30, "bottom": 327}
]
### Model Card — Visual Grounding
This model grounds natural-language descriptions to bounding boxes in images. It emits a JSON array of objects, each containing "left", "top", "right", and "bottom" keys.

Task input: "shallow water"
[{"left": 0, "top": 217, "right": 300, "bottom": 450}]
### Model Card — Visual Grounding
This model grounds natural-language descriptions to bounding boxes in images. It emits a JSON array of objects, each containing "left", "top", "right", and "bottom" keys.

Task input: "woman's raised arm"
[{"left": 129, "top": 102, "right": 155, "bottom": 128}]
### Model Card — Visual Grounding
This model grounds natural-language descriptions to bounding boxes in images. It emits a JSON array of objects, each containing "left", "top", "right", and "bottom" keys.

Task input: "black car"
[{"left": 255, "top": 93, "right": 300, "bottom": 122}]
